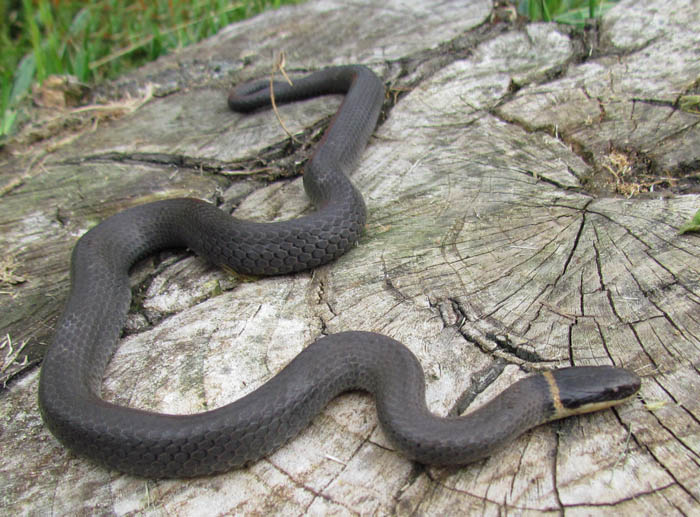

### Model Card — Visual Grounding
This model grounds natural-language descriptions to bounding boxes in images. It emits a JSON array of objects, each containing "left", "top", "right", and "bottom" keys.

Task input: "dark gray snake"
[{"left": 38, "top": 65, "right": 640, "bottom": 478}]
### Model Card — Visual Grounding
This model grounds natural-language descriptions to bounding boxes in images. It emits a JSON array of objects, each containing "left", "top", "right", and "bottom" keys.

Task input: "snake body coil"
[{"left": 38, "top": 66, "right": 640, "bottom": 478}]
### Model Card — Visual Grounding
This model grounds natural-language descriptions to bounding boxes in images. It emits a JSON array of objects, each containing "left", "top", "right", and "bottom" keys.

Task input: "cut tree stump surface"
[{"left": 2, "top": 0, "right": 699, "bottom": 514}]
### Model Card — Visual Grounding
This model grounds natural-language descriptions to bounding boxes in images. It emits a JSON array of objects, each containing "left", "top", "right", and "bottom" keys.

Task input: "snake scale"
[{"left": 38, "top": 65, "right": 640, "bottom": 478}]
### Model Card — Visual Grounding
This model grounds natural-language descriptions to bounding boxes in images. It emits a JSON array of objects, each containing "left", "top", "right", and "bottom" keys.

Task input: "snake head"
[{"left": 547, "top": 366, "right": 641, "bottom": 419}]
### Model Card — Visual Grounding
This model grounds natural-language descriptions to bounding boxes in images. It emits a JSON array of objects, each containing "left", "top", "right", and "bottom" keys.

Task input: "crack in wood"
[
  {"left": 423, "top": 468, "right": 564, "bottom": 513},
  {"left": 380, "top": 254, "right": 412, "bottom": 305},
  {"left": 445, "top": 297, "right": 547, "bottom": 365},
  {"left": 60, "top": 151, "right": 298, "bottom": 184},
  {"left": 627, "top": 414, "right": 700, "bottom": 505},
  {"left": 265, "top": 458, "right": 357, "bottom": 516},
  {"left": 550, "top": 425, "right": 565, "bottom": 516},
  {"left": 559, "top": 480, "right": 686, "bottom": 509},
  {"left": 447, "top": 359, "right": 507, "bottom": 417},
  {"left": 484, "top": 332, "right": 545, "bottom": 363}
]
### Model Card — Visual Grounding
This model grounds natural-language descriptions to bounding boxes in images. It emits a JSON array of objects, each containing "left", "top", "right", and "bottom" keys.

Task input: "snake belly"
[{"left": 38, "top": 65, "right": 640, "bottom": 479}]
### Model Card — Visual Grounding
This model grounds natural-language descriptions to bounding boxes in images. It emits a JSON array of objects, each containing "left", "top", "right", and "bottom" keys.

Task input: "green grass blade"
[
  {"left": 1, "top": 109, "right": 17, "bottom": 136},
  {"left": 10, "top": 54, "right": 35, "bottom": 106},
  {"left": 22, "top": 0, "right": 45, "bottom": 81},
  {"left": 679, "top": 208, "right": 700, "bottom": 235}
]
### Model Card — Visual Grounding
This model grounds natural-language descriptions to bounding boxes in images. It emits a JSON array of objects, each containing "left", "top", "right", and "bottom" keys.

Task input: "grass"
[
  {"left": 517, "top": 0, "right": 619, "bottom": 26},
  {"left": 0, "top": 0, "right": 300, "bottom": 140}
]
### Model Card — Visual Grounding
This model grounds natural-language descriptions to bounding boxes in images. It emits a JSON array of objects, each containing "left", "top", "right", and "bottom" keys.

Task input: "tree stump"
[{"left": 2, "top": 0, "right": 699, "bottom": 514}]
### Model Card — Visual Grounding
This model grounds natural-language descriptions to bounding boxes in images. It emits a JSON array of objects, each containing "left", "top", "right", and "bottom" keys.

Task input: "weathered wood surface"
[{"left": 2, "top": 0, "right": 700, "bottom": 514}]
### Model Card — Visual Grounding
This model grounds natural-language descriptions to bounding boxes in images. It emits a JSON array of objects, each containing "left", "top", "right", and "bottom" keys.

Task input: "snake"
[{"left": 38, "top": 65, "right": 641, "bottom": 478}]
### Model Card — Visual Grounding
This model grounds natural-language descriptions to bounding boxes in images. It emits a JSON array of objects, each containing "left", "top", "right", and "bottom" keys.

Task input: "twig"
[
  {"left": 0, "top": 152, "right": 47, "bottom": 197},
  {"left": 269, "top": 51, "right": 300, "bottom": 143},
  {"left": 1, "top": 334, "right": 29, "bottom": 377}
]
